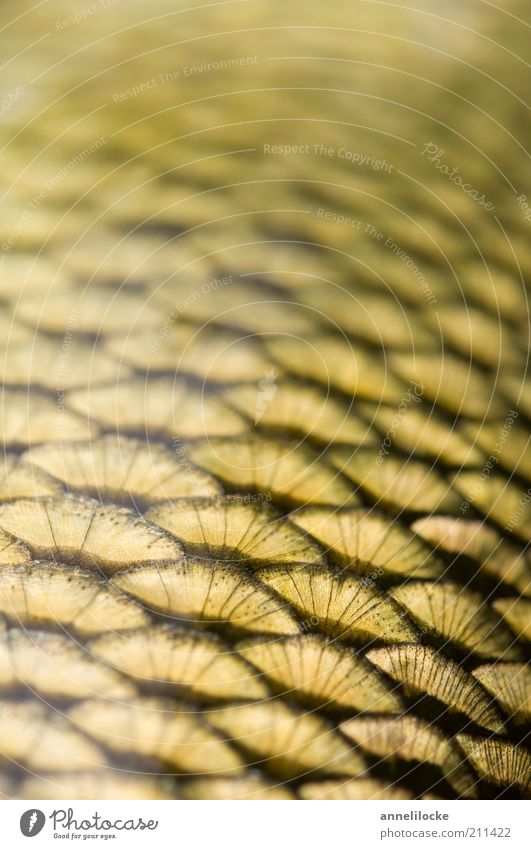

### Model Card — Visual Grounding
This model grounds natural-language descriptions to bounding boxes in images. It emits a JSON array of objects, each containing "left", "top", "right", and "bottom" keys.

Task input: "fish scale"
[{"left": 0, "top": 0, "right": 529, "bottom": 800}]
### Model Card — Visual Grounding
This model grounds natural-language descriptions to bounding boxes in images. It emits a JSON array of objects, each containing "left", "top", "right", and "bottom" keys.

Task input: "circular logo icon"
[{"left": 20, "top": 810, "right": 46, "bottom": 837}]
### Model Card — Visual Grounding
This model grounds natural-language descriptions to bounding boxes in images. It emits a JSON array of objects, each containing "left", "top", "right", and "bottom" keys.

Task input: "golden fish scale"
[{"left": 0, "top": 0, "right": 529, "bottom": 800}]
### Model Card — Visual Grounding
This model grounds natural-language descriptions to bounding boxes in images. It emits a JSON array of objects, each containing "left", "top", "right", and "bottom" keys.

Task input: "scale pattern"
[{"left": 0, "top": 0, "right": 529, "bottom": 800}]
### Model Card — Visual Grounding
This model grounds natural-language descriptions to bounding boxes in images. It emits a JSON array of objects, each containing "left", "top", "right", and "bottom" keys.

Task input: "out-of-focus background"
[{"left": 1, "top": 0, "right": 530, "bottom": 316}]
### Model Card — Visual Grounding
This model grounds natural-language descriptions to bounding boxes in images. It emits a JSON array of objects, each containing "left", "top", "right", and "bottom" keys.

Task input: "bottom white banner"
[{"left": 1, "top": 800, "right": 529, "bottom": 848}]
